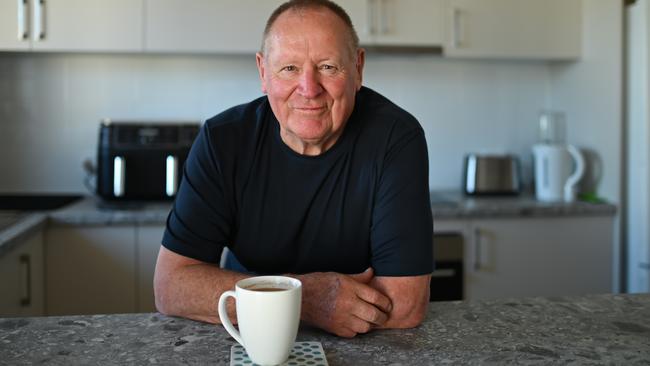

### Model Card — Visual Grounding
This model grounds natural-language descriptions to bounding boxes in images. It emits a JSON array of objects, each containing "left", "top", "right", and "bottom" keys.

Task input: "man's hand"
[{"left": 295, "top": 268, "right": 392, "bottom": 338}]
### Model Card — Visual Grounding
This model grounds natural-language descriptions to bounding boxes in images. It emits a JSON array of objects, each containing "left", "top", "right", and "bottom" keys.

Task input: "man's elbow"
[
  {"left": 153, "top": 266, "right": 174, "bottom": 316},
  {"left": 390, "top": 302, "right": 428, "bottom": 328}
]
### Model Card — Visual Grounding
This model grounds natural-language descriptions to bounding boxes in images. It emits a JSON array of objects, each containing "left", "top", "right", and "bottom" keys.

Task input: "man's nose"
[{"left": 297, "top": 68, "right": 323, "bottom": 98}]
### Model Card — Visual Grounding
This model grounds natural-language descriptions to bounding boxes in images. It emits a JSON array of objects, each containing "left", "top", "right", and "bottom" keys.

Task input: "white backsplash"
[{"left": 0, "top": 52, "right": 550, "bottom": 193}]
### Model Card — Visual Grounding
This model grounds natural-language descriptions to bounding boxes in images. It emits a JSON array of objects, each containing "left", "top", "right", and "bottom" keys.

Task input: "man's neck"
[{"left": 279, "top": 128, "right": 344, "bottom": 156}]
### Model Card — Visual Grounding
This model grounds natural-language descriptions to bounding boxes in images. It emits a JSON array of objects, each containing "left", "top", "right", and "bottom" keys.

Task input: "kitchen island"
[{"left": 1, "top": 293, "right": 648, "bottom": 365}]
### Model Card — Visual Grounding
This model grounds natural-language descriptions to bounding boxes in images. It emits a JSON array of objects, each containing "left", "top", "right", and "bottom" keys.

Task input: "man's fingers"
[
  {"left": 352, "top": 300, "right": 389, "bottom": 325},
  {"left": 355, "top": 284, "right": 392, "bottom": 313},
  {"left": 348, "top": 267, "right": 373, "bottom": 284},
  {"left": 345, "top": 315, "right": 373, "bottom": 335}
]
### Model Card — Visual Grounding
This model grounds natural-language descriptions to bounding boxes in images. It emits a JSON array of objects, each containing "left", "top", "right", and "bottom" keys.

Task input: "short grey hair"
[{"left": 260, "top": 0, "right": 360, "bottom": 56}]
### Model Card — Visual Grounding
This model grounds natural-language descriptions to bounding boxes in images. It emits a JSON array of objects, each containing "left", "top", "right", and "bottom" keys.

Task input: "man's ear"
[
  {"left": 355, "top": 48, "right": 365, "bottom": 91},
  {"left": 256, "top": 52, "right": 268, "bottom": 94}
]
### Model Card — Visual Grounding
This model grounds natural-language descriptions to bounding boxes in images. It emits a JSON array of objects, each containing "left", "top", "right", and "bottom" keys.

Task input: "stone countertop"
[
  {"left": 0, "top": 192, "right": 617, "bottom": 257},
  {"left": 47, "top": 197, "right": 172, "bottom": 226},
  {"left": 430, "top": 191, "right": 617, "bottom": 219},
  {"left": 0, "top": 212, "right": 48, "bottom": 257},
  {"left": 1, "top": 293, "right": 648, "bottom": 365}
]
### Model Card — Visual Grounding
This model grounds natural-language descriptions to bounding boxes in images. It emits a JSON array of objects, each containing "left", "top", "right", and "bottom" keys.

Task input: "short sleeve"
[
  {"left": 370, "top": 126, "right": 433, "bottom": 277},
  {"left": 162, "top": 124, "right": 233, "bottom": 264}
]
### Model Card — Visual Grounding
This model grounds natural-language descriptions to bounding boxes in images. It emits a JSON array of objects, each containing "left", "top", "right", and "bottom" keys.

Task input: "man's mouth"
[{"left": 294, "top": 106, "right": 326, "bottom": 113}]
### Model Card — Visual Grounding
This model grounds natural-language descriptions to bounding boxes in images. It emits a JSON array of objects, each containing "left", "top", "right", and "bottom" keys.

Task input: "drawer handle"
[
  {"left": 431, "top": 268, "right": 456, "bottom": 278},
  {"left": 20, "top": 254, "right": 31, "bottom": 307}
]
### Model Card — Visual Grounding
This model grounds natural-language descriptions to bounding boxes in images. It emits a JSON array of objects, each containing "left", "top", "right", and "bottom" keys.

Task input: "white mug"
[{"left": 218, "top": 276, "right": 302, "bottom": 365}]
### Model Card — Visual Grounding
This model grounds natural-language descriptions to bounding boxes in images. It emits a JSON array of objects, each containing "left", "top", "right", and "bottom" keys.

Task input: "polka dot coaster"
[{"left": 230, "top": 341, "right": 328, "bottom": 366}]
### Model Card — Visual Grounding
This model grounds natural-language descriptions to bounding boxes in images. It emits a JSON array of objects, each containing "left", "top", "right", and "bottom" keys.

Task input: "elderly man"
[{"left": 154, "top": 0, "right": 433, "bottom": 338}]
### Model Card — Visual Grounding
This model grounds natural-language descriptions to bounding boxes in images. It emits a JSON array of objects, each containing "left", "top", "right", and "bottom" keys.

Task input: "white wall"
[
  {"left": 626, "top": 0, "right": 650, "bottom": 293},
  {"left": 0, "top": 53, "right": 550, "bottom": 193},
  {"left": 547, "top": 0, "right": 623, "bottom": 292}
]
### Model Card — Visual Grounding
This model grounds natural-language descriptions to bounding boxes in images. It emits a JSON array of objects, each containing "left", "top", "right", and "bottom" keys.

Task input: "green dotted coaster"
[{"left": 230, "top": 341, "right": 328, "bottom": 366}]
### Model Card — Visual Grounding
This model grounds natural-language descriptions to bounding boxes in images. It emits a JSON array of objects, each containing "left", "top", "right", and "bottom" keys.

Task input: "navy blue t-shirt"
[{"left": 162, "top": 87, "right": 433, "bottom": 276}]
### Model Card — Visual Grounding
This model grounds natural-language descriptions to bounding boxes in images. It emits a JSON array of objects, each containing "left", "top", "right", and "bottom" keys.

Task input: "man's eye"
[
  {"left": 320, "top": 64, "right": 337, "bottom": 71},
  {"left": 281, "top": 65, "right": 297, "bottom": 72}
]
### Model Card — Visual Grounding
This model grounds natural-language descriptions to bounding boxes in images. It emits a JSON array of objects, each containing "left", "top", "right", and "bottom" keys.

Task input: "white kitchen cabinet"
[
  {"left": 434, "top": 215, "right": 614, "bottom": 300},
  {"left": 443, "top": 0, "right": 582, "bottom": 60},
  {"left": 0, "top": 230, "right": 44, "bottom": 317},
  {"left": 337, "top": 0, "right": 444, "bottom": 47},
  {"left": 136, "top": 224, "right": 165, "bottom": 313},
  {"left": 0, "top": 0, "right": 143, "bottom": 52},
  {"left": 45, "top": 225, "right": 137, "bottom": 315},
  {"left": 464, "top": 216, "right": 613, "bottom": 299},
  {"left": 145, "top": 0, "right": 284, "bottom": 54}
]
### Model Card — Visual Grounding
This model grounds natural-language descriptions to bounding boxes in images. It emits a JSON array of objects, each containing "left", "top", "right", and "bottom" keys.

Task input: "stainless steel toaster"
[{"left": 463, "top": 154, "right": 521, "bottom": 195}]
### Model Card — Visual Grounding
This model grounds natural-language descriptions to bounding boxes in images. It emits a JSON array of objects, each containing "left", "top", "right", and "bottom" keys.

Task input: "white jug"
[{"left": 532, "top": 144, "right": 585, "bottom": 202}]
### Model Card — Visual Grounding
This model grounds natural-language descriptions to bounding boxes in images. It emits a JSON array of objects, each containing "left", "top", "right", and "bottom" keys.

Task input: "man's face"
[{"left": 256, "top": 8, "right": 364, "bottom": 154}]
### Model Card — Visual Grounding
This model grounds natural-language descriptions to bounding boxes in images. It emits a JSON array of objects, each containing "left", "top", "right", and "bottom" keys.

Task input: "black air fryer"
[{"left": 96, "top": 121, "right": 199, "bottom": 201}]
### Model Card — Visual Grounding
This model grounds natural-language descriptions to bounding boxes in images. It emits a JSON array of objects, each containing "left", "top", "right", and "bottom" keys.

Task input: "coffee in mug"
[{"left": 218, "top": 276, "right": 302, "bottom": 365}]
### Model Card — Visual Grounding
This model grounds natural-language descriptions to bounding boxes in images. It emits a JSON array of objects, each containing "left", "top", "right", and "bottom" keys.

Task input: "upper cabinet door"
[
  {"left": 370, "top": 0, "right": 444, "bottom": 47},
  {"left": 333, "top": 0, "right": 373, "bottom": 46},
  {"left": 0, "top": 0, "right": 31, "bottom": 50},
  {"left": 337, "top": 0, "right": 443, "bottom": 48},
  {"left": 30, "top": 0, "right": 143, "bottom": 52},
  {"left": 145, "top": 0, "right": 285, "bottom": 54},
  {"left": 443, "top": 0, "right": 582, "bottom": 60}
]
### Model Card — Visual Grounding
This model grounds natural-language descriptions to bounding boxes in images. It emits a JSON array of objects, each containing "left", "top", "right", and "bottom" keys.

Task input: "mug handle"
[{"left": 218, "top": 290, "right": 243, "bottom": 346}]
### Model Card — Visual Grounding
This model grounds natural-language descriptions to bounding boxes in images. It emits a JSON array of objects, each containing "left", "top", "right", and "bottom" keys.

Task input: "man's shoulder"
[{"left": 357, "top": 87, "right": 421, "bottom": 131}]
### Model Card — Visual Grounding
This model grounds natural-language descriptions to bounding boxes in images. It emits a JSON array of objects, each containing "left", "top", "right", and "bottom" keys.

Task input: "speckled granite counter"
[
  {"left": 0, "top": 213, "right": 48, "bottom": 257},
  {"left": 1, "top": 293, "right": 648, "bottom": 365},
  {"left": 0, "top": 192, "right": 617, "bottom": 257},
  {"left": 430, "top": 191, "right": 616, "bottom": 219},
  {"left": 47, "top": 197, "right": 172, "bottom": 226},
  {"left": 31, "top": 191, "right": 621, "bottom": 227}
]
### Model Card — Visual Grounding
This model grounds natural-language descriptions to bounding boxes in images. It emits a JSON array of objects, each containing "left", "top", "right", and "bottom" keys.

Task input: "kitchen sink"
[{"left": 0, "top": 194, "right": 83, "bottom": 211}]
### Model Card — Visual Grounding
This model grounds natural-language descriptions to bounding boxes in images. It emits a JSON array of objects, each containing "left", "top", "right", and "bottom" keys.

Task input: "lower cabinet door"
[
  {"left": 45, "top": 226, "right": 137, "bottom": 315},
  {"left": 465, "top": 216, "right": 614, "bottom": 300},
  {"left": 0, "top": 230, "right": 44, "bottom": 317}
]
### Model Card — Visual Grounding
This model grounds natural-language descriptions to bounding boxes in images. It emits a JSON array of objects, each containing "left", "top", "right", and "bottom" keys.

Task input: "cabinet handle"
[
  {"left": 473, "top": 227, "right": 481, "bottom": 270},
  {"left": 379, "top": 0, "right": 389, "bottom": 34},
  {"left": 17, "top": 0, "right": 29, "bottom": 40},
  {"left": 20, "top": 254, "right": 31, "bottom": 307},
  {"left": 33, "top": 0, "right": 45, "bottom": 40},
  {"left": 451, "top": 7, "right": 464, "bottom": 48},
  {"left": 367, "top": 0, "right": 376, "bottom": 35},
  {"left": 431, "top": 268, "right": 456, "bottom": 278}
]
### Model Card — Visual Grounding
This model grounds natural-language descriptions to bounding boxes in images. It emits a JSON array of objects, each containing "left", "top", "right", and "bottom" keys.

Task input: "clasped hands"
[{"left": 296, "top": 268, "right": 392, "bottom": 338}]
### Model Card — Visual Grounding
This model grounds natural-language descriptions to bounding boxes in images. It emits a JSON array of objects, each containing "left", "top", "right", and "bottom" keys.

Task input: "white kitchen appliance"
[{"left": 532, "top": 111, "right": 585, "bottom": 202}]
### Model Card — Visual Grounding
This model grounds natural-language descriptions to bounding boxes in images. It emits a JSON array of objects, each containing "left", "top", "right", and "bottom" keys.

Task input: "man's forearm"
[{"left": 154, "top": 248, "right": 249, "bottom": 324}]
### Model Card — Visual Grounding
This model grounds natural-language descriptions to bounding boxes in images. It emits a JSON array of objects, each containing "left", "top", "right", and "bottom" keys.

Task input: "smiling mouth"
[{"left": 294, "top": 106, "right": 326, "bottom": 114}]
